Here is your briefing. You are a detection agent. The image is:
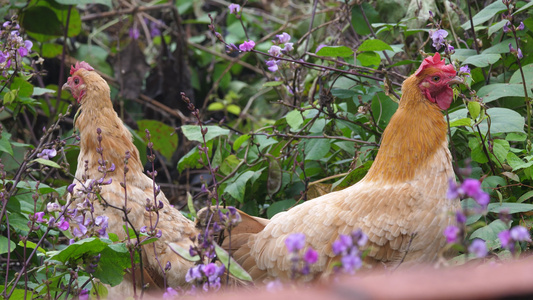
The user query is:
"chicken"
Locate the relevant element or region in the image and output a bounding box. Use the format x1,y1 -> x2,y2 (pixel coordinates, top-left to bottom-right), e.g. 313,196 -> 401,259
63,62 -> 198,294
225,53 -> 463,282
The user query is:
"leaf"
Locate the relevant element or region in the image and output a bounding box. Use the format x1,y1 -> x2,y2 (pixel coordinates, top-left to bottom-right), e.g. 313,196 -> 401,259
32,87 -> 56,96
461,1 -> 507,30
449,117 -> 471,128
449,108 -> 525,134
357,51 -> 381,67
514,1 -> 533,14
470,220 -> 508,248
267,199 -> 295,218
462,54 -> 501,68
136,120 -> 178,162
357,39 -> 393,52
207,102 -> 225,111
467,101 -> 481,120
22,6 -> 63,37
31,158 -> 61,168
478,83 -> 525,103
267,157 -> 282,196
168,242 -> 200,262
316,46 -> 354,57
263,81 -> 284,87
0,236 -> 16,254
488,19 -> 508,36
187,192 -> 197,218
510,63 -> 533,91
74,44 -> 112,76
213,244 -> 252,281
488,202 -> 533,214
286,110 -> 304,131
233,134 -> 250,151
181,125 -> 230,143
224,171 -> 255,202
304,138 -> 331,160
518,191 -> 533,203
332,160 -> 373,190
11,77 -> 34,98
226,104 -> 241,116
492,139 -> 510,164
482,39 -> 518,54
0,131 -> 14,156
469,138 -> 488,164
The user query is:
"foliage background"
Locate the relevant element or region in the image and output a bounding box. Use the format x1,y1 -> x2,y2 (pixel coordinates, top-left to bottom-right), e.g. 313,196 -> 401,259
1,0 -> 533,298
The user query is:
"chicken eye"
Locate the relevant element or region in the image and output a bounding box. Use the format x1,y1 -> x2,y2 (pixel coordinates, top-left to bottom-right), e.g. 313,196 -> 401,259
432,76 -> 440,82
74,78 -> 79,84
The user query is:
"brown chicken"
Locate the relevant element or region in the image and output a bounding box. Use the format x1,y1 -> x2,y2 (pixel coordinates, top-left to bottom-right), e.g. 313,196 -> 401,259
63,62 -> 198,294
225,53 -> 463,281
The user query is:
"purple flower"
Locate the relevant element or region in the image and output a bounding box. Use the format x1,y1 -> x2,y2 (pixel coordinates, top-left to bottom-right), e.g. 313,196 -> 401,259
268,45 -> 282,57
0,51 -> 8,64
517,22 -> 525,31
315,44 -> 327,53
47,202 -> 61,212
34,212 -> 45,223
228,3 -> 241,14
340,249 -> 362,274
17,40 -> 32,57
510,226 -> 531,242
37,148 -> 57,160
239,40 -> 255,52
456,211 -> 467,224
285,233 -> 305,252
129,28 -> 139,40
430,29 -> 448,50
446,44 -> 455,54
503,21 -> 511,33
57,217 -> 69,231
332,234 -> 352,255
459,65 -> 470,76
517,48 -> 523,59
163,287 -> 179,298
468,239 -> 488,258
462,178 -> 481,197
79,289 -> 89,300
67,183 -> 76,194
2,21 -> 10,28
276,32 -> 291,44
72,223 -> 88,238
446,179 -> 462,200
266,60 -> 279,72
474,191 -> 490,208
150,20 -> 162,37
95,215 -> 109,238
352,229 -> 368,246
283,42 -> 294,52
498,229 -> 512,249
304,248 -> 318,264
185,265 -> 203,282
443,225 -> 461,243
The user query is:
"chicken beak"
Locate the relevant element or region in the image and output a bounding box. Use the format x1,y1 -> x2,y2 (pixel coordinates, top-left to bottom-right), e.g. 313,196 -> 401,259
448,76 -> 464,86
62,82 -> 71,92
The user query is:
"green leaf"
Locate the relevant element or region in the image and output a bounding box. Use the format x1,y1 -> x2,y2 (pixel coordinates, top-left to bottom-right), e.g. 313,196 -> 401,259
514,1 -> 533,14
267,199 -> 295,218
506,132 -> 527,142
213,243 -> 252,281
263,81 -> 284,87
449,117 -> 471,128
74,44 -> 112,76
42,43 -> 63,58
467,101 -> 481,120
0,236 -> 16,254
233,134 -> 250,151
482,39 -> 517,54
54,0 -> 112,7
477,83 -> 525,103
449,108 -> 525,134
267,157 -> 282,196
488,19 -> 508,36
207,102 -> 225,111
461,1 -> 507,30
139,237 -> 159,246
357,39 -> 393,52
286,110 -> 304,131
517,191 -> 533,203
469,138 -> 488,164
32,87 -> 56,96
357,51 -> 381,67
0,132 -> 14,156
181,125 -> 230,143
227,104 -> 241,116
19,240 -> 46,254
488,202 -> 533,214
462,54 -> 501,68
136,120 -> 178,162
187,192 -> 197,218
492,139 -> 510,164
22,6 -> 63,37
304,138 -> 331,160
470,220 -> 509,248
510,63 -> 533,91
220,154 -> 241,176
3,90 -> 17,105
225,171 -> 255,202
168,242 -> 200,262
316,46 -> 354,57
11,77 -> 34,98
32,158 -> 61,168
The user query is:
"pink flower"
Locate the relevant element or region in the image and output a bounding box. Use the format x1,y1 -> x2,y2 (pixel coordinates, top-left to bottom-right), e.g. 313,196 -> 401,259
304,248 -> 318,264
268,45 -> 281,57
468,239 -> 488,258
239,40 -> 255,52
56,217 -> 69,231
228,3 -> 241,14
266,60 -> 279,72
443,225 -> 460,243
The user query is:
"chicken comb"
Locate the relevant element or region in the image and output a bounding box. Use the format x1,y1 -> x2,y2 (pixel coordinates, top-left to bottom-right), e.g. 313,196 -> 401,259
70,61 -> 94,75
414,52 -> 455,77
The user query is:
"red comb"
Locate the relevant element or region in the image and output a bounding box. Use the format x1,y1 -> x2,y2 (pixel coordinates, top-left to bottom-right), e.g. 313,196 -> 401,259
414,53 -> 456,77
69,61 -> 94,75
